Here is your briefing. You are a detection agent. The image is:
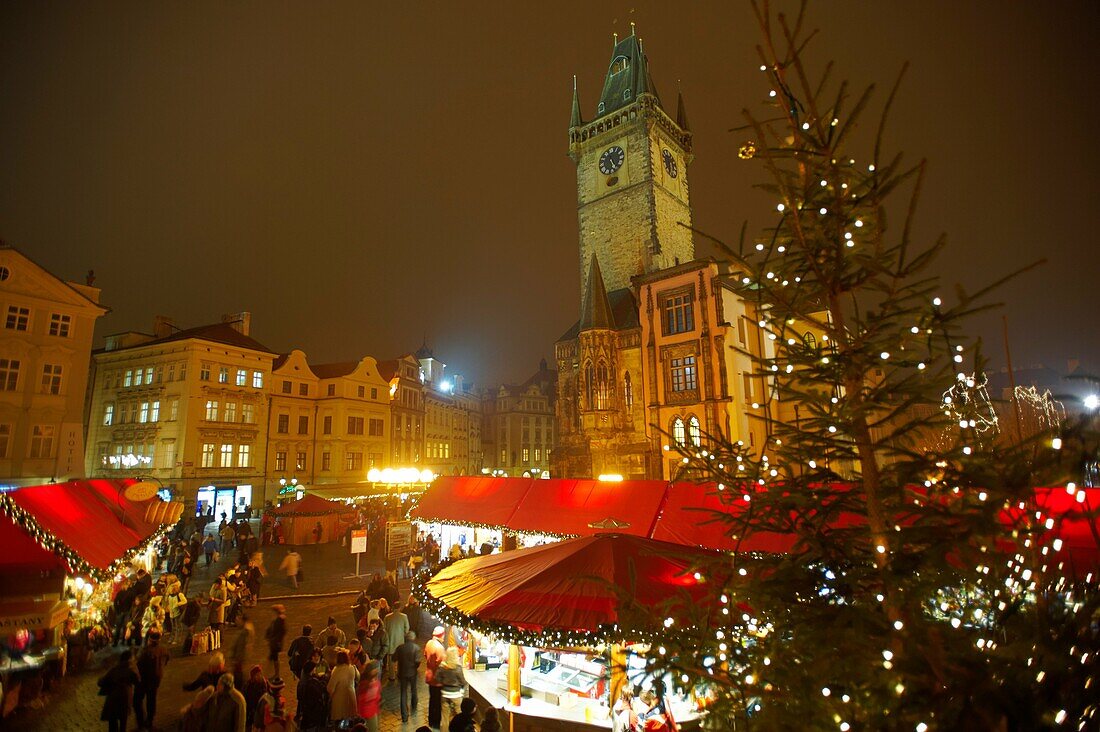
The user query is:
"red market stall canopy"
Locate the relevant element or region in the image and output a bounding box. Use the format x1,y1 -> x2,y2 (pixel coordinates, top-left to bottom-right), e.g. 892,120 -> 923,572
0,479 -> 181,581
270,494 -> 356,545
411,476 -> 536,529
419,533 -> 725,643
411,477 -> 1099,569
508,479 -> 669,538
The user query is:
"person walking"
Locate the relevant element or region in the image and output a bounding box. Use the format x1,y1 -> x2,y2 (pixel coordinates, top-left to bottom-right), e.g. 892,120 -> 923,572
205,673 -> 247,732
230,616 -> 256,690
327,650 -> 360,722
265,604 -> 288,678
134,630 -> 170,730
278,550 -> 301,589
205,533 -> 220,567
286,625 -> 313,680
424,626 -> 446,729
220,521 -> 236,555
395,631 -> 420,723
98,650 -> 138,732
381,601 -> 409,682
437,647 -> 467,722
366,618 -> 387,664
312,521 -> 323,545
355,662 -> 382,732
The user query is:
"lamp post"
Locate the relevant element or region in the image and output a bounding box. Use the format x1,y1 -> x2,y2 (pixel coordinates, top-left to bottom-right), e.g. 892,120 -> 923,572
278,477 -> 299,503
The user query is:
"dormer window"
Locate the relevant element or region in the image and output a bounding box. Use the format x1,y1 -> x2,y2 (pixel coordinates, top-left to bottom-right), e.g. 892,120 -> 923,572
623,89 -> 631,101
610,56 -> 630,75
598,102 -> 606,114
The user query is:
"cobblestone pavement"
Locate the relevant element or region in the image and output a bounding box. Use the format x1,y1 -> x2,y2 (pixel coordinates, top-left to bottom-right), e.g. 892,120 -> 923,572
9,536 -> 451,732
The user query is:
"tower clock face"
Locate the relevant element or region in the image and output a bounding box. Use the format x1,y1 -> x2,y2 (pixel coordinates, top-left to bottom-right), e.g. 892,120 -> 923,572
662,149 -> 678,178
599,145 -> 625,175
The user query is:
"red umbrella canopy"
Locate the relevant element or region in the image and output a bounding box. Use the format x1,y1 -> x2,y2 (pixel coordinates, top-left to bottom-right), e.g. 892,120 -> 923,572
422,534 -> 725,637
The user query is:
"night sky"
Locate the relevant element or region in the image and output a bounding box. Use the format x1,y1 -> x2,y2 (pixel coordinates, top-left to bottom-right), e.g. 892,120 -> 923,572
2,2 -> 1097,386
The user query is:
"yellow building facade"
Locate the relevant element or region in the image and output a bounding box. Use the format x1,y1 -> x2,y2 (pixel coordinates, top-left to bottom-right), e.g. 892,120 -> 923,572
0,245 -> 107,486
85,314 -> 275,518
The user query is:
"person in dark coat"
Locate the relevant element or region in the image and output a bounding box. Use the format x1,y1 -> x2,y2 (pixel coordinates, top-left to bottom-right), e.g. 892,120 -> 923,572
265,604 -> 288,677
98,650 -> 138,732
242,664 -> 267,730
134,631 -> 170,730
205,673 -> 247,732
395,631 -> 421,723
286,625 -> 314,680
112,581 -> 136,646
295,663 -> 330,731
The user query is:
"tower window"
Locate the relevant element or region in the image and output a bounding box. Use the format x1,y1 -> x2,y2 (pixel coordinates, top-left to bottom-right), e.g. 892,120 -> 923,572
688,416 -> 702,447
622,89 -> 631,101
610,56 -> 630,74
662,292 -> 695,335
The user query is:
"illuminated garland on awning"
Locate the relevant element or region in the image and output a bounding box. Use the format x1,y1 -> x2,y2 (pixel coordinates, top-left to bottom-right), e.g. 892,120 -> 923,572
0,493 -> 169,582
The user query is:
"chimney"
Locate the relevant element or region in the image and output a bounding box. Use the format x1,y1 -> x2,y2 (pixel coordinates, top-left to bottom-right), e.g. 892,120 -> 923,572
153,315 -> 177,338
222,311 -> 251,336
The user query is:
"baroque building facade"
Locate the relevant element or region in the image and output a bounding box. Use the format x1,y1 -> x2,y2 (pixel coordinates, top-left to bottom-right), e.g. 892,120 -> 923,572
483,359 -> 557,477
0,245 -> 106,486
553,29 -> 803,480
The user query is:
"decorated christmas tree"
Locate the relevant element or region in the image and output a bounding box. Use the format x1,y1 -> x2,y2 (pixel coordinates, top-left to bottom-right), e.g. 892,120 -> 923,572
632,3 -> 1100,729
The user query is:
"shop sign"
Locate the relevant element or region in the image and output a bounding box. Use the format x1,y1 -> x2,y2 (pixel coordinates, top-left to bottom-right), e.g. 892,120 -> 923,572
0,603 -> 69,631
385,521 -> 414,560
350,528 -> 367,555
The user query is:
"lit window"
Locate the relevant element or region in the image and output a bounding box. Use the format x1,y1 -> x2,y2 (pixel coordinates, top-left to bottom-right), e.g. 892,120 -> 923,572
522,447 -> 530,463
200,363 -> 211,381
237,444 -> 251,468
124,369 -> 133,387
138,402 -> 149,423
29,425 -> 55,458
205,400 -> 219,421
5,306 -> 29,331
672,417 -> 686,446
218,367 -> 229,384
322,452 -> 331,471
236,369 -> 247,386
0,359 -> 20,391
163,442 -> 176,469
224,402 -> 237,423
49,313 -> 71,337
662,293 -> 695,335
252,371 -> 263,388
277,414 -> 289,433
670,356 -> 697,392
534,447 -> 541,462
150,401 -> 160,422
134,368 -> 144,386
169,399 -> 179,421
688,416 -> 702,446
41,364 -> 63,395
296,451 -> 306,470
202,443 -> 217,468
104,403 -> 115,425
219,444 -> 233,467
624,371 -> 633,409
345,452 -> 363,471
241,403 -> 254,424
145,367 -> 153,384
275,451 -> 287,472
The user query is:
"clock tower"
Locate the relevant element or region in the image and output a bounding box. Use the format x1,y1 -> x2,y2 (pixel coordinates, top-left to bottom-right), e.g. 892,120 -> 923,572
569,28 -> 694,297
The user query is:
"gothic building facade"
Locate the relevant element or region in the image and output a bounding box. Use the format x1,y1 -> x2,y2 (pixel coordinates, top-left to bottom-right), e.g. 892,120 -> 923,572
553,29 -> 788,480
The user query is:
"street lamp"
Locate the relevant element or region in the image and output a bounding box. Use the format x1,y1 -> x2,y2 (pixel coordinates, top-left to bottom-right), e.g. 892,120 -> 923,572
1084,394 -> 1099,412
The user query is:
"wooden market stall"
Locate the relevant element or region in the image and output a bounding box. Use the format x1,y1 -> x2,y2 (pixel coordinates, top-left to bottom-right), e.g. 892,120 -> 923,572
268,493 -> 356,545
416,534 -> 724,731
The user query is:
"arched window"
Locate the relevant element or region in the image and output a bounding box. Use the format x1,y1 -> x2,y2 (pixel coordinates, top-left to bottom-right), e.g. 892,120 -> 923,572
688,416 -> 702,447
610,56 -> 630,75
802,331 -> 818,350
672,417 -> 686,446
623,372 -> 633,409
584,362 -> 595,410
596,362 -> 610,410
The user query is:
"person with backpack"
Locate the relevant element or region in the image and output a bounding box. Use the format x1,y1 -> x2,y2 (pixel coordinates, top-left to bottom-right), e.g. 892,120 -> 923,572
286,625 -> 314,680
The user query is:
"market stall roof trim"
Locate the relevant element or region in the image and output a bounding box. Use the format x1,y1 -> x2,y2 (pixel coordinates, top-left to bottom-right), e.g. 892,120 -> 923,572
410,476 -> 536,529
418,533 -> 726,644
0,479 -> 174,581
500,478 -> 670,538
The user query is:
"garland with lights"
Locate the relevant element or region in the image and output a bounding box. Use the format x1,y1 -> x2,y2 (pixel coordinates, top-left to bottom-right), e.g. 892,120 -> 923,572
410,558 -> 714,651
0,493 -> 171,583
409,515 -> 581,541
